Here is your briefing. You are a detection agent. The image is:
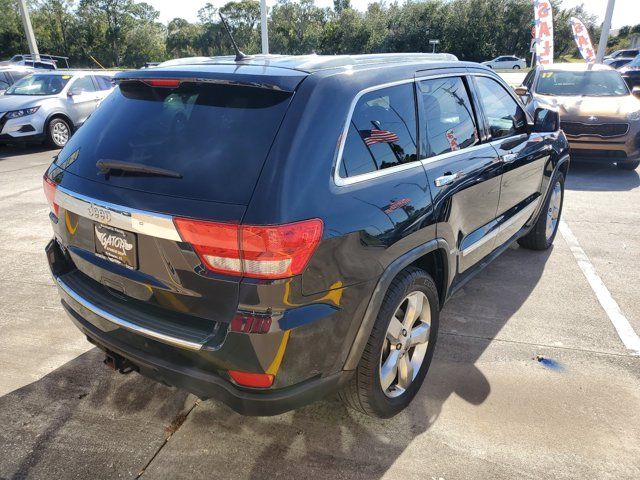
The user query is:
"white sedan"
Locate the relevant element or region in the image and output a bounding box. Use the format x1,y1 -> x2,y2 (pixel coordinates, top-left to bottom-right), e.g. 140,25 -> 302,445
482,56 -> 527,70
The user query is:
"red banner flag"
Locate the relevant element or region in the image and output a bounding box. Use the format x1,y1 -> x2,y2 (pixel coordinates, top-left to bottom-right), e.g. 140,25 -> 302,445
570,17 -> 596,63
533,0 -> 554,65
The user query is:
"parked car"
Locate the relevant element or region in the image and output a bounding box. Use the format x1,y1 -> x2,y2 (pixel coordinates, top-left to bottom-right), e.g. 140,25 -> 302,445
0,70 -> 115,147
603,57 -> 635,69
0,53 -> 70,70
0,66 -> 33,94
44,54 -> 568,418
619,54 -> 640,89
516,63 -> 640,170
604,48 -> 640,61
482,55 -> 526,69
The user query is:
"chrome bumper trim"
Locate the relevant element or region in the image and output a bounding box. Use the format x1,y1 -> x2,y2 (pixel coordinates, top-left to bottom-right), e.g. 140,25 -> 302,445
55,186 -> 182,241
56,275 -> 204,351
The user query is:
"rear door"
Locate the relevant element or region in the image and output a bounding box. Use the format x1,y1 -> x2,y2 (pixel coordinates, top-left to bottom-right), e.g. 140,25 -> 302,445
66,75 -> 98,125
417,73 -> 502,275
470,74 -> 547,247
92,74 -> 114,107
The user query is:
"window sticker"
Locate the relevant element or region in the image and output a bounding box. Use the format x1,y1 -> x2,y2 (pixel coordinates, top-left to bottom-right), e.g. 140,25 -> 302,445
446,129 -> 459,151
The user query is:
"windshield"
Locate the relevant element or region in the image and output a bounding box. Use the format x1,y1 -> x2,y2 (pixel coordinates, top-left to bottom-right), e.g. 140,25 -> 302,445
54,81 -> 293,204
5,74 -> 70,95
536,70 -> 629,97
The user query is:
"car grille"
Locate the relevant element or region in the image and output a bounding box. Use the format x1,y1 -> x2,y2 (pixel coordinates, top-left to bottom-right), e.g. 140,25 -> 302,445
561,121 -> 629,138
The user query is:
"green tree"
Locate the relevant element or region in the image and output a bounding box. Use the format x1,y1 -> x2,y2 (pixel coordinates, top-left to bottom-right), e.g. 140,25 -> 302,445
0,0 -> 28,59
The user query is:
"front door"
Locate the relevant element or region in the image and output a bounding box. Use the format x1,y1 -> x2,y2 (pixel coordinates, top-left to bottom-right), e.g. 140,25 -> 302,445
471,75 -> 547,247
417,74 -> 502,275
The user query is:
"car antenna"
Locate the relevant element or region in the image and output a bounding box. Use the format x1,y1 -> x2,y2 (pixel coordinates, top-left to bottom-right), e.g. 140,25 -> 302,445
218,13 -> 251,62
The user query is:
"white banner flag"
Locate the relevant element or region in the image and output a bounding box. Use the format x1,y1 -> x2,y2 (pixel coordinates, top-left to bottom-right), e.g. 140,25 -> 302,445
533,0 -> 554,64
570,17 -> 596,63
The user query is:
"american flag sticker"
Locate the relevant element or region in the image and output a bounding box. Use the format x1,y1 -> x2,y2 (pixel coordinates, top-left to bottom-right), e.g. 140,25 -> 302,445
361,129 -> 400,146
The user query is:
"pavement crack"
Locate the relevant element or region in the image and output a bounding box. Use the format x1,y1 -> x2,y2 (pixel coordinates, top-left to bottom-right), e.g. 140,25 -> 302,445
136,398 -> 200,478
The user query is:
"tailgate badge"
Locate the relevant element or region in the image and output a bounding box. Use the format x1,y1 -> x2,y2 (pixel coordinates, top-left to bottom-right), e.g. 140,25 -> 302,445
88,203 -> 112,224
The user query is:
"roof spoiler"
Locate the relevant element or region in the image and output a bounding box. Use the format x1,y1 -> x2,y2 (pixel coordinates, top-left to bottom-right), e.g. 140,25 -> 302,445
114,68 -> 305,93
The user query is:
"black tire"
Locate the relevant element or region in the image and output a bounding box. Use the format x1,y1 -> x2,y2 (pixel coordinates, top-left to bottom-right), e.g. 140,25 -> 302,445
45,117 -> 71,148
513,65 -> 521,69
518,171 -> 565,250
338,267 -> 440,418
617,161 -> 639,171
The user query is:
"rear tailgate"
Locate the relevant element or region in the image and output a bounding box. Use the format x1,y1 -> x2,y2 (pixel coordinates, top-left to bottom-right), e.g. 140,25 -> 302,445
45,66 -> 305,347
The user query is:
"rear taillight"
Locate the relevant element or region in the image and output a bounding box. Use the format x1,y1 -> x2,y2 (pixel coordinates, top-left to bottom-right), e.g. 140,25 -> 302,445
230,313 -> 272,334
174,218 -> 323,279
43,175 -> 59,217
228,370 -> 274,388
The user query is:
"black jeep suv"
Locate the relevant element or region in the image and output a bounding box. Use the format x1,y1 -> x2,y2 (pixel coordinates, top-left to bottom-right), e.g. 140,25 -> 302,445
44,54 -> 569,418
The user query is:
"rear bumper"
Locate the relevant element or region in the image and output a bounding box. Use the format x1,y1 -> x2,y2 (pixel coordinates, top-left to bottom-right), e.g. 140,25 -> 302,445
62,299 -> 351,415
46,238 -> 355,415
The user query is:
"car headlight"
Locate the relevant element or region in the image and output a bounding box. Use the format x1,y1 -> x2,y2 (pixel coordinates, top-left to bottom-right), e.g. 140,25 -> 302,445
5,106 -> 40,119
628,110 -> 640,122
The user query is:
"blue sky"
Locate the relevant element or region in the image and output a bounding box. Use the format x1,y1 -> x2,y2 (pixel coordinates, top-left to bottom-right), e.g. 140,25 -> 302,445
145,0 -> 640,30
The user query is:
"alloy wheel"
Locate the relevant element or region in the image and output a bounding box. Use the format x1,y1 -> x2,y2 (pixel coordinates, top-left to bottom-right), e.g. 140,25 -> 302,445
546,180 -> 562,241
379,291 -> 431,398
51,121 -> 69,147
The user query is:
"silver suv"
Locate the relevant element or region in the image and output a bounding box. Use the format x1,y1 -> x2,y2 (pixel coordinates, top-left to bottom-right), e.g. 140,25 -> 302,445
0,70 -> 115,148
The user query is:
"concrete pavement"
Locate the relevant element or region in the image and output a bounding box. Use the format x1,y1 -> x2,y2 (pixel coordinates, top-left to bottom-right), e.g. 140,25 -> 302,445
0,144 -> 638,479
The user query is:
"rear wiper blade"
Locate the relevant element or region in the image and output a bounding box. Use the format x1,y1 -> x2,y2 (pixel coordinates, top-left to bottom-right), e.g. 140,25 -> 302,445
96,159 -> 182,178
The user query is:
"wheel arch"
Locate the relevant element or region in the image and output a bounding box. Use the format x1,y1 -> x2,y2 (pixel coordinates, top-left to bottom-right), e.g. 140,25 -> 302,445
342,238 -> 450,371
45,112 -> 74,133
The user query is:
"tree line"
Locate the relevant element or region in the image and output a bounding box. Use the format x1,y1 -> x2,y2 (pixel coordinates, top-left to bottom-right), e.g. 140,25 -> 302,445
0,0 -> 613,69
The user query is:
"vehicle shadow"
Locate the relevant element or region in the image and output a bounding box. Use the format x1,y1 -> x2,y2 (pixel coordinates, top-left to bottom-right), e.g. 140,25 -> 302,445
0,245 -> 552,479
565,161 -> 640,192
142,245 -> 553,479
0,349 -> 193,480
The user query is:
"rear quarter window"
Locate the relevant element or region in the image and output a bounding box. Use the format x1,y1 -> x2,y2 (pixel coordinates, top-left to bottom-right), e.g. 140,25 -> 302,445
339,83 -> 418,179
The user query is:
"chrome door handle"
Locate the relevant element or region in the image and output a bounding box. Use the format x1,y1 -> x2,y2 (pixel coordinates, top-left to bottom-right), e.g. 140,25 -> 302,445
501,153 -> 518,163
434,173 -> 458,187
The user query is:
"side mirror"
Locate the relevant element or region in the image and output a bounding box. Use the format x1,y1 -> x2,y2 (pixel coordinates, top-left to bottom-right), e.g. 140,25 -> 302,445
514,85 -> 529,96
533,107 -> 560,133
632,86 -> 640,99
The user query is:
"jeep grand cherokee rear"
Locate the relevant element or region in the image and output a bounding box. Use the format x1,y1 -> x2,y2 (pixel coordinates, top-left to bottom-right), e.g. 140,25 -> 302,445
45,55 -> 568,418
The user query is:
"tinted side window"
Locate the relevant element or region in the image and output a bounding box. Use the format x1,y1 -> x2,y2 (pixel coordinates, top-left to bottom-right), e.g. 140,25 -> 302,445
94,75 -> 113,91
475,76 -> 527,140
340,84 -> 417,178
70,76 -> 96,93
419,77 -> 479,157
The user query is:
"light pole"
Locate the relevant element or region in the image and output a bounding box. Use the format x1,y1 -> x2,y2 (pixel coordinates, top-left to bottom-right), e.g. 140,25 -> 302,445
17,0 -> 40,62
429,39 -> 440,53
260,0 -> 269,54
595,0 -> 616,63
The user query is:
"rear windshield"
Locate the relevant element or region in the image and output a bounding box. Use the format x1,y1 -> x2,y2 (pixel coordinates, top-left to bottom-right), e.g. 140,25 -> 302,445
55,81 -> 292,205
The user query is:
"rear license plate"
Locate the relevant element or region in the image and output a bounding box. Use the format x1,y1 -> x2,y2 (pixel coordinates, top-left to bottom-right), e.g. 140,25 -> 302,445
94,223 -> 138,269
